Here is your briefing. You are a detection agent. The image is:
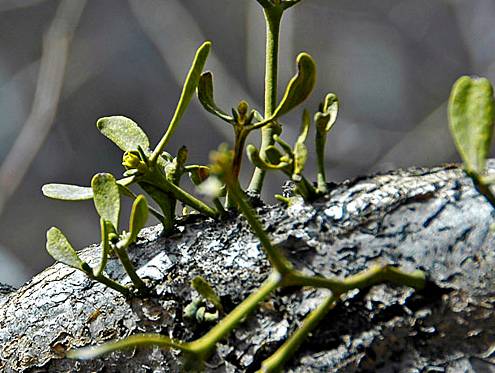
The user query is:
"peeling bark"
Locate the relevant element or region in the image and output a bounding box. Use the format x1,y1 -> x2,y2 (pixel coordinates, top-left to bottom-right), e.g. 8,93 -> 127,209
1,164 -> 495,372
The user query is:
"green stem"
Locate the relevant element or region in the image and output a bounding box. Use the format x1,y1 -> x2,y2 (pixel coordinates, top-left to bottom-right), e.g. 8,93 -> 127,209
294,175 -> 318,201
213,197 -> 227,216
139,182 -> 175,235
285,265 -> 426,293
114,246 -> 147,291
143,169 -> 218,219
315,135 -> 327,193
93,274 -> 130,297
188,272 -> 281,359
248,7 -> 283,194
226,129 -> 249,209
228,183 -> 293,274
470,172 -> 495,210
67,334 -> 192,359
259,294 -> 338,373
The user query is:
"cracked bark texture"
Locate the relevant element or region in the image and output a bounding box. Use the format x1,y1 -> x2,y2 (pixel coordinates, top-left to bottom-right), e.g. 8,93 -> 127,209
1,163 -> 495,372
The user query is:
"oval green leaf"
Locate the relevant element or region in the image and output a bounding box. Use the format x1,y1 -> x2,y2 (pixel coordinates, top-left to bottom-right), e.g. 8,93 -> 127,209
42,177 -> 135,202
448,76 -> 495,174
272,53 -> 316,118
46,227 -> 86,271
128,195 -> 148,244
42,183 -> 93,201
96,116 -> 150,152
92,173 -> 121,230
198,72 -> 234,123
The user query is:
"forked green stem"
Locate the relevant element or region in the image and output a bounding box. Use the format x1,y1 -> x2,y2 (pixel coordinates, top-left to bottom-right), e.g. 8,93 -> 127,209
188,272 -> 281,359
248,7 -> 283,194
259,294 -> 338,373
284,265 -> 426,293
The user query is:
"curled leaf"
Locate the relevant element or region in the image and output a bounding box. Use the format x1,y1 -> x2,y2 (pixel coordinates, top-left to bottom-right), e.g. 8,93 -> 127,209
46,227 -> 89,272
315,93 -> 339,134
191,276 -> 223,312
92,173 -> 121,230
96,116 -> 150,152
197,72 -> 234,123
247,144 -> 285,170
448,76 -> 495,174
128,195 -> 148,244
272,53 -> 316,118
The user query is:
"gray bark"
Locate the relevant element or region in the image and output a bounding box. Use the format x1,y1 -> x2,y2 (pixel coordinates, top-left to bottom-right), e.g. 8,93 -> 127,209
1,163 -> 495,372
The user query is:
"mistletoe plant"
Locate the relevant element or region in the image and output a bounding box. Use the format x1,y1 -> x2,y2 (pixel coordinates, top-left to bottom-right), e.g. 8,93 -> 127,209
46,173 -> 149,297
41,0 -> 432,371
68,146 -> 426,372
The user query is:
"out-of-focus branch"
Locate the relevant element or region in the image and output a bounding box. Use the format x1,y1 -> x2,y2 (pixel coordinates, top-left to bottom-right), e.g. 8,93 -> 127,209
0,0 -> 86,215
0,0 -> 46,12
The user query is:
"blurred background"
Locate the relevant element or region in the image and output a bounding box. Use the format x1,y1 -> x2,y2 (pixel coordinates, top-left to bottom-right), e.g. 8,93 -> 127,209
0,0 -> 494,286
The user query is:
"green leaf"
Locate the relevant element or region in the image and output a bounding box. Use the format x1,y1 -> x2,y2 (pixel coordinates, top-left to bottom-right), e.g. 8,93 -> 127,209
247,145 -> 283,170
46,227 -> 88,271
315,93 -> 339,134
191,276 -> 223,312
96,116 -> 150,152
272,53 -> 316,118
42,184 -> 93,201
293,142 -> 308,178
42,177 -> 135,202
197,72 -> 234,123
128,195 -> 148,244
449,76 -> 495,174
151,41 -> 212,160
92,173 -> 121,230
293,110 -> 310,177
